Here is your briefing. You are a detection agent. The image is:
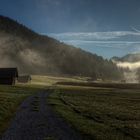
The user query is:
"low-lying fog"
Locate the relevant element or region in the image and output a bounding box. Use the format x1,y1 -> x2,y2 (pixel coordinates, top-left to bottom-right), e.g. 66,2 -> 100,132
115,61 -> 140,83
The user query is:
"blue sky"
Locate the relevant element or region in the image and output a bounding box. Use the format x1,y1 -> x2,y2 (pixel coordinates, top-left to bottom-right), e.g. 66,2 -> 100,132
0,0 -> 140,58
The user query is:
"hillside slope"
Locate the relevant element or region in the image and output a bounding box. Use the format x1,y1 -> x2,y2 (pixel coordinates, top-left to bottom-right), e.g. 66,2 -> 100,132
0,15 -> 123,80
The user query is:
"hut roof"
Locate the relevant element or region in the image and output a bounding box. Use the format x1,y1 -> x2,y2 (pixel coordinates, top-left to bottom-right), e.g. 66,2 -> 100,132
0,68 -> 18,78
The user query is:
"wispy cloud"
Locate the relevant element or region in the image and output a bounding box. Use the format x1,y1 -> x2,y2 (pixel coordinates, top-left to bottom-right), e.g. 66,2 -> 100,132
63,40 -> 140,49
47,31 -> 140,58
48,31 -> 140,49
49,31 -> 140,41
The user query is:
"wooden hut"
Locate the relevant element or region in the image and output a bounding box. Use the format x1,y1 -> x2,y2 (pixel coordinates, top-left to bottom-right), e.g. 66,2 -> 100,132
18,75 -> 31,83
0,68 -> 18,85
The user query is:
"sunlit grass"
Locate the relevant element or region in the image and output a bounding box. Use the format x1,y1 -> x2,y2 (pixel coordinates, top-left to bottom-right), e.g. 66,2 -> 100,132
31,75 -> 88,86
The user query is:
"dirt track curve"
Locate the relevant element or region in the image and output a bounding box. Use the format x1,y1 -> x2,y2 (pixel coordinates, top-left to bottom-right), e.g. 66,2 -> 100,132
1,91 -> 90,140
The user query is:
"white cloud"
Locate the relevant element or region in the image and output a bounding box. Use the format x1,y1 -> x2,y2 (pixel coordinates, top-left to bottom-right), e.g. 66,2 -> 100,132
61,40 -> 140,49
47,31 -> 140,50
49,31 -> 140,41
46,31 -> 140,58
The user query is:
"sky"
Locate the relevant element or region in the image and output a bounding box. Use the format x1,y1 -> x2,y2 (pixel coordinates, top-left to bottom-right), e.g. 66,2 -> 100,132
0,0 -> 140,58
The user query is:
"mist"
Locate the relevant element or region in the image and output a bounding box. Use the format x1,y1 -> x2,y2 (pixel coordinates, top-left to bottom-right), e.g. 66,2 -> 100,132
114,61 -> 140,83
117,61 -> 140,70
0,34 -> 47,74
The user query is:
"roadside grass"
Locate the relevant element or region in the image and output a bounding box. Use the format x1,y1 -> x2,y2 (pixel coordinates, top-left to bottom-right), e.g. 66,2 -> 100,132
48,85 -> 140,140
0,85 -> 42,136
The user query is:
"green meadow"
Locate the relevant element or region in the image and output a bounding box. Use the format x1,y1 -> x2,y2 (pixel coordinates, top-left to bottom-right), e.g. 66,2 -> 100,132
0,75 -> 140,140
49,84 -> 140,140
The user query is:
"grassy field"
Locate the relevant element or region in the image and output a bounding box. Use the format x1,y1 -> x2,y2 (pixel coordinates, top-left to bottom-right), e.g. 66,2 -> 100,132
57,81 -> 140,89
31,75 -> 88,86
0,75 -> 86,137
0,85 -> 42,136
1,75 -> 140,139
49,84 -> 140,140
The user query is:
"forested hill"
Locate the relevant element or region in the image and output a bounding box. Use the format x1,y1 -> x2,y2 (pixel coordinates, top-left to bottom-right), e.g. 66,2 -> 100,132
0,15 -> 123,80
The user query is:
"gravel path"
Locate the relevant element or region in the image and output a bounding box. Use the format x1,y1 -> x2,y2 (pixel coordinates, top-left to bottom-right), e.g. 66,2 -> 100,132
1,91 -> 89,140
